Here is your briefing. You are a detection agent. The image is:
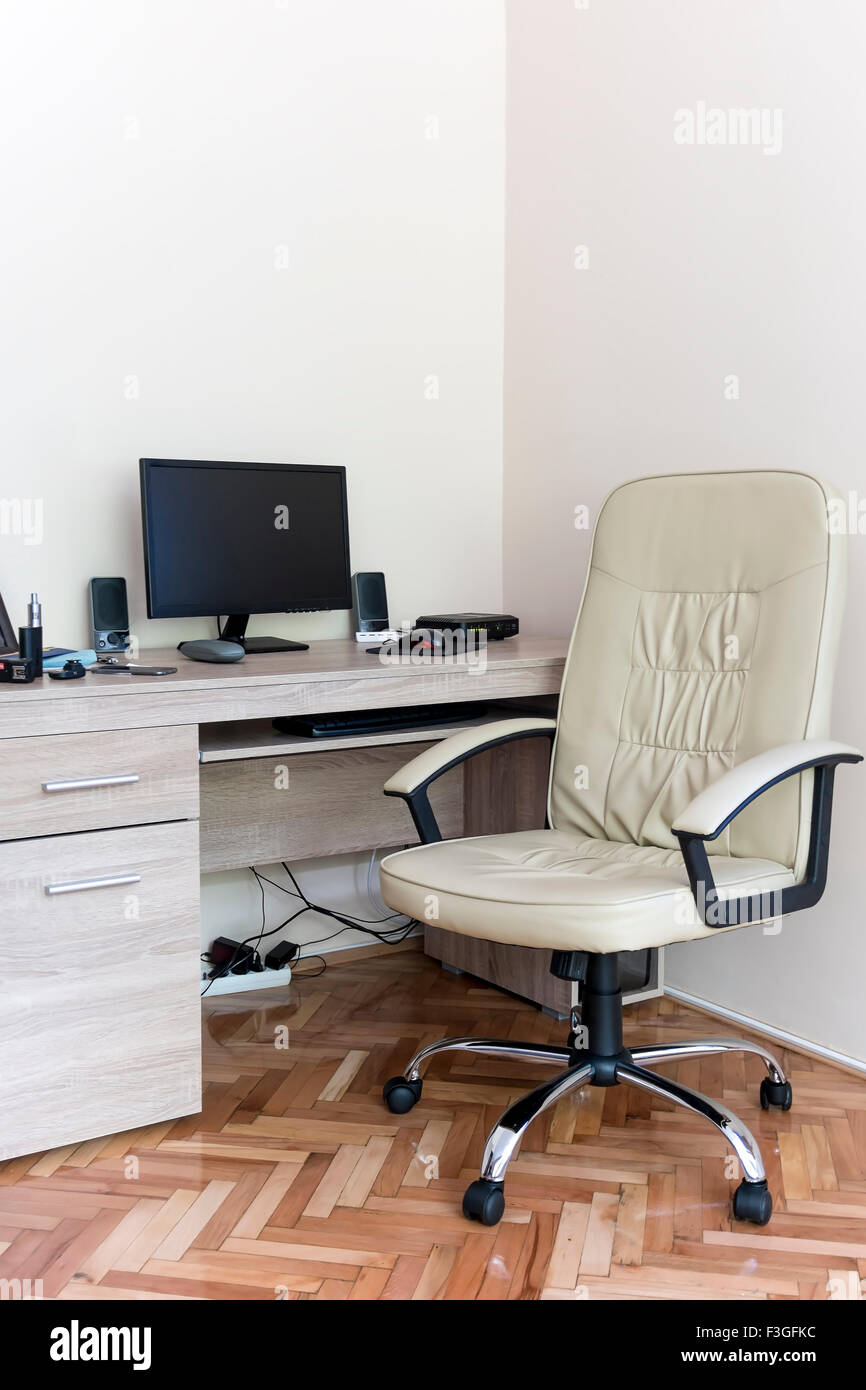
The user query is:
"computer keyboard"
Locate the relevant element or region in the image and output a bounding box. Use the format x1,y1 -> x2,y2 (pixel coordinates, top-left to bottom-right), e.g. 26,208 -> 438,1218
273,701 -> 487,739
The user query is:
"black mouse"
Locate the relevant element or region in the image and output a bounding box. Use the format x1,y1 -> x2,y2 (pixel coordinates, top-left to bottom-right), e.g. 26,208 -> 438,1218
48,659 -> 87,680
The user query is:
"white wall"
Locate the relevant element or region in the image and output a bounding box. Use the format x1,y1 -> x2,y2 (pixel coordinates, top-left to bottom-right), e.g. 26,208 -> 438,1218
0,0 -> 505,651
503,1 -> 866,1060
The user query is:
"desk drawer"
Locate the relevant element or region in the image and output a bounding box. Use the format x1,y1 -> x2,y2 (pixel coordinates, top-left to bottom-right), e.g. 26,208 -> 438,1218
0,820 -> 201,1159
0,725 -> 199,841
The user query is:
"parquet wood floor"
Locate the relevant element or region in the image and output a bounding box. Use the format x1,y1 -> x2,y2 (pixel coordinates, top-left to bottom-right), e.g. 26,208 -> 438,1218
2,946 -> 865,1301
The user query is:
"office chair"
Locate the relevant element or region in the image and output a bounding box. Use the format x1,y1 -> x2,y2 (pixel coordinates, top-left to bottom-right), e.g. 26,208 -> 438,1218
377,470 -> 861,1227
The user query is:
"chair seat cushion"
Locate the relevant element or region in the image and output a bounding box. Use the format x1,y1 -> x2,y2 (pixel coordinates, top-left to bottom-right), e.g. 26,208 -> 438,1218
379,830 -> 795,953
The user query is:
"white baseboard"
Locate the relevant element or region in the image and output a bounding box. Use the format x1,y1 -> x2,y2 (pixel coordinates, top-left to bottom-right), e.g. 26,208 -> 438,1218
665,985 -> 866,1078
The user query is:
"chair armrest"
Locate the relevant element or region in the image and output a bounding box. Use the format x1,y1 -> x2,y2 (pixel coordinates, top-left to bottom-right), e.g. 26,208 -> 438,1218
672,739 -> 862,928
672,739 -> 863,840
384,717 -> 557,843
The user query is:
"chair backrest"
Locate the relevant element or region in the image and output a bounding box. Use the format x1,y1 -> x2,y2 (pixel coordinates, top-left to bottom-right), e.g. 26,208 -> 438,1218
549,470 -> 847,874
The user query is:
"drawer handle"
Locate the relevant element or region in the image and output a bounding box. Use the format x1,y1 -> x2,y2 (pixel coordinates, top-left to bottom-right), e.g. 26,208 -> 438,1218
42,773 -> 141,793
45,873 -> 142,897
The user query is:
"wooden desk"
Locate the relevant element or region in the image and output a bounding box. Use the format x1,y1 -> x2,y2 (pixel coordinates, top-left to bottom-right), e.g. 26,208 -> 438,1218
0,637 -> 566,1160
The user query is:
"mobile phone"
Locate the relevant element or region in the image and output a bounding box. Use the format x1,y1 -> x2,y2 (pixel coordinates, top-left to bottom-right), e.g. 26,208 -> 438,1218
91,664 -> 177,676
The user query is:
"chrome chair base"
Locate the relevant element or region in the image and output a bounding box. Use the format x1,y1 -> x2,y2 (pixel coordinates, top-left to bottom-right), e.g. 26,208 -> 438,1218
383,1032 -> 788,1228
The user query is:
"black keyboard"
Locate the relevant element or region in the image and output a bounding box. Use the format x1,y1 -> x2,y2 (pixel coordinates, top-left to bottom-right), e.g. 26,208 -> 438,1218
273,701 -> 487,739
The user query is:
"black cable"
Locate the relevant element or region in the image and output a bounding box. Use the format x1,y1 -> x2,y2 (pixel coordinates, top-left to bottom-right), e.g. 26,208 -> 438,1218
272,863 -> 408,927
248,863 -> 268,958
201,873 -> 272,995
201,861 -> 417,998
278,862 -> 413,938
291,955 -> 327,978
202,874 -> 271,996
290,916 -> 416,954
200,889 -> 312,997
254,863 -> 414,944
253,863 -> 417,980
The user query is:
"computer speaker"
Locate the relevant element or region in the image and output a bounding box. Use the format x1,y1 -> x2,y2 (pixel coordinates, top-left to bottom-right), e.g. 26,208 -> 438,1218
351,571 -> 389,633
89,577 -> 130,654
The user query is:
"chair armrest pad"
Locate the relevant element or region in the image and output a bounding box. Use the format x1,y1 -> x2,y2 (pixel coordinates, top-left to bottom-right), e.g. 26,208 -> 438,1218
672,738 -> 862,840
383,718 -> 557,796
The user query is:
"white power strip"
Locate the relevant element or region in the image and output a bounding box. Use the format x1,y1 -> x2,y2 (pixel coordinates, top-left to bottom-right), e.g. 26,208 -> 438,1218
201,965 -> 293,996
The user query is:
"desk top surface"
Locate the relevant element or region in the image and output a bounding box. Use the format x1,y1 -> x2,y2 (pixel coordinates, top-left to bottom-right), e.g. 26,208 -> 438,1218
0,637 -> 567,737
0,636 -> 566,704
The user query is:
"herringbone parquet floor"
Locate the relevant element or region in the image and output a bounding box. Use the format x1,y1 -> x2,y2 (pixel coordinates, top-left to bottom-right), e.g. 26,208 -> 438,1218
2,944 -> 865,1301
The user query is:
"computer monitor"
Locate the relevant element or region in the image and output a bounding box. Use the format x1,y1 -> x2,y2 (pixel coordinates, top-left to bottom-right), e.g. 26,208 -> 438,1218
140,459 -> 351,652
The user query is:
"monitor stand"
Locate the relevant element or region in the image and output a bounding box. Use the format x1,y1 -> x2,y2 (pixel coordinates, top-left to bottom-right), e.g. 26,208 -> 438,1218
218,615 -> 309,653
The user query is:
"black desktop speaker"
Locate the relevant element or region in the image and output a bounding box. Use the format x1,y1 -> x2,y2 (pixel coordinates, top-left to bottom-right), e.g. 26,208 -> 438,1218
352,571 -> 389,633
89,577 -> 130,654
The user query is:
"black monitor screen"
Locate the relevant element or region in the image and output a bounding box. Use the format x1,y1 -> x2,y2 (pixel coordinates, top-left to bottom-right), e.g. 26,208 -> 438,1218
140,459 -> 351,619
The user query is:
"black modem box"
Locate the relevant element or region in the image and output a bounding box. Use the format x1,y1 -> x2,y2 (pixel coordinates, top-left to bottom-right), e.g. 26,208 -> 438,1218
414,613 -> 519,641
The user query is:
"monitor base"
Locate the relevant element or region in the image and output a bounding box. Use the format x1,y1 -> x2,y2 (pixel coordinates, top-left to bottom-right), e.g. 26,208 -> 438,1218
240,636 -> 309,654
218,615 -> 309,653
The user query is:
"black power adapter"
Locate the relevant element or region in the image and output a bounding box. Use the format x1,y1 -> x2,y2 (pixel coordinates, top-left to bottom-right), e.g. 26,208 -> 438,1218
265,941 -> 300,971
209,936 -> 263,976
207,936 -> 299,980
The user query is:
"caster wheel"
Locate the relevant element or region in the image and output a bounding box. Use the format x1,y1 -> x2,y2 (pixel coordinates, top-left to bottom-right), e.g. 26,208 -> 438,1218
760,1077 -> 792,1111
463,1178 -> 506,1227
732,1179 -> 773,1226
382,1075 -> 422,1114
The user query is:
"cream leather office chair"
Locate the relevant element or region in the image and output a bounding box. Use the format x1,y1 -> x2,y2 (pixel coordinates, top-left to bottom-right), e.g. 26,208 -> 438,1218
378,470 -> 861,1228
